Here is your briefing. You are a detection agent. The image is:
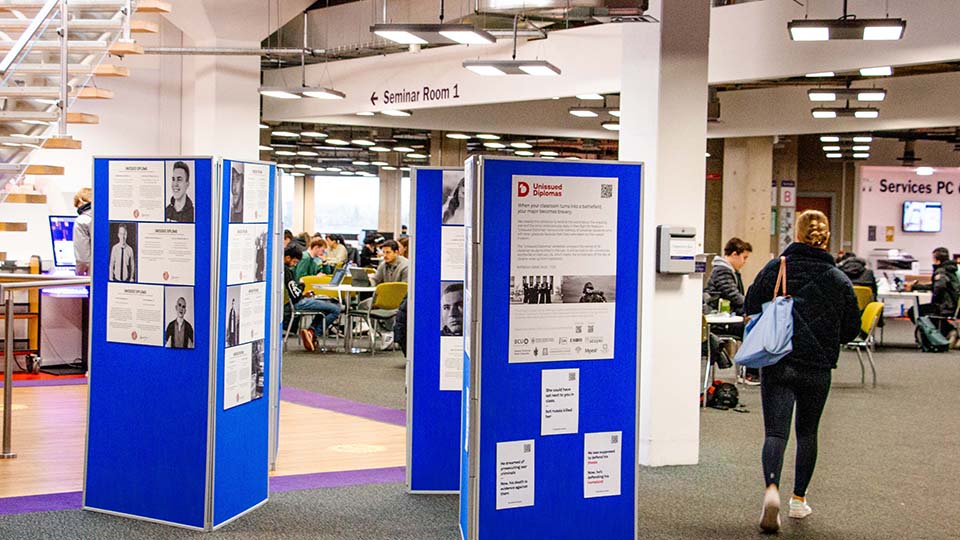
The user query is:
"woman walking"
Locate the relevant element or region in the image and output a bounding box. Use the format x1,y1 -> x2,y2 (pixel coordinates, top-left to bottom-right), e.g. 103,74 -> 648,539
744,210 -> 861,533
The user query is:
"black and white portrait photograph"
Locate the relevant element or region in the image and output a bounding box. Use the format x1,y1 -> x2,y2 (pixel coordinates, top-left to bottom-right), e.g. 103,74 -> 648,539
561,275 -> 616,303
510,275 -> 561,305
108,222 -> 138,282
440,281 -> 464,336
225,285 -> 241,347
165,160 -> 196,223
229,162 -> 244,223
164,286 -> 195,349
254,230 -> 267,281
441,170 -> 465,225
251,339 -> 265,400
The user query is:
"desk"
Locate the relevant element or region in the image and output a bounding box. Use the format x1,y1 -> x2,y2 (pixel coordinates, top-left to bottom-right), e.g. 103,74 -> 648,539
318,284 -> 377,352
877,291 -> 931,318
702,314 -> 744,407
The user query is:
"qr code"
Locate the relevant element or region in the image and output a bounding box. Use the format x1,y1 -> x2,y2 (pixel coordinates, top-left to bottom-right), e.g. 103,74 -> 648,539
523,443 -> 532,453
600,184 -> 613,198
611,434 -> 619,444
568,372 -> 577,382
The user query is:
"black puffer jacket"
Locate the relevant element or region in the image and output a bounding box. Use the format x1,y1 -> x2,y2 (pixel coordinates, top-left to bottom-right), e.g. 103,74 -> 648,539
704,258 -> 745,314
914,260 -> 960,317
745,243 -> 861,371
838,256 -> 877,297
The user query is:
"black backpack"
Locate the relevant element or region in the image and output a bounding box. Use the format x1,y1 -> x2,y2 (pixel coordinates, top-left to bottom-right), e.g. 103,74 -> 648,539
704,380 -> 739,410
915,316 -> 950,353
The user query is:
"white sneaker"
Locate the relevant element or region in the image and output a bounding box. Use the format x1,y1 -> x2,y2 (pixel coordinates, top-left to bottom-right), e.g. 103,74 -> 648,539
789,497 -> 812,519
760,486 -> 781,533
379,332 -> 395,351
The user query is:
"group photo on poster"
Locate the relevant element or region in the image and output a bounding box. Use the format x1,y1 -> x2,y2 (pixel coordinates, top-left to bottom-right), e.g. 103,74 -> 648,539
108,222 -> 138,282
164,286 -> 195,349
165,160 -> 195,223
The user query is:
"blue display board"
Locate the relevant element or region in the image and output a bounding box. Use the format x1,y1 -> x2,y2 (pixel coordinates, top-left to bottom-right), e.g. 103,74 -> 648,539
460,157 -> 642,540
85,157 -> 277,531
407,167 -> 464,493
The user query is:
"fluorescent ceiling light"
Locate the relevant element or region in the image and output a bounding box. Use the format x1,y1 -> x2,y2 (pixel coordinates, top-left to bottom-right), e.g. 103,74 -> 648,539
463,59 -> 561,76
291,172 -> 305,177
393,146 -> 414,153
812,109 -> 838,119
601,122 -> 620,131
822,146 -> 841,151
340,171 -> 355,175
854,109 -> 879,118
806,72 -> 835,78
258,145 -> 273,151
705,152 -> 711,158
608,109 -> 621,118
326,167 -> 342,172
372,24 -> 495,45
311,167 -> 325,172
351,139 -> 376,146
382,166 -> 398,171
515,150 -> 534,156
820,136 -> 840,142
294,164 -> 310,169
788,19 -> 906,41
259,88 -> 301,99
808,90 -> 837,102
483,142 -> 506,149
569,108 -> 599,118
272,131 -> 299,137
811,107 -> 879,119
826,153 -> 843,158
853,153 -> 870,158
278,164 -> 294,169
510,142 -> 533,149
447,133 -> 471,140
357,111 -> 375,116
275,150 -> 296,156
860,66 -> 892,76
302,87 -> 346,100
371,161 -> 389,166
297,151 -> 319,156
852,145 -> 871,151
301,131 -> 327,138
853,136 -> 873,143
326,138 -> 350,145
352,160 -> 369,166
916,167 -> 934,176
370,146 -> 392,152
540,151 -> 559,157
407,153 -> 428,159
576,93 -> 604,100
401,167 -> 411,171
381,109 -> 412,117
259,123 -> 269,129
857,90 -> 887,101
566,156 -> 581,161
476,134 -> 500,140
541,156 -> 556,160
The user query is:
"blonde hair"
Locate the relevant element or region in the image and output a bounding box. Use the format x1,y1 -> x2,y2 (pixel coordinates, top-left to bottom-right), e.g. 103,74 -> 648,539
796,210 -> 830,249
73,187 -> 92,208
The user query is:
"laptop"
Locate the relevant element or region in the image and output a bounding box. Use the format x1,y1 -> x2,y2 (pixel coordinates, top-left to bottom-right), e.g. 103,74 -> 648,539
329,268 -> 347,286
349,267 -> 372,287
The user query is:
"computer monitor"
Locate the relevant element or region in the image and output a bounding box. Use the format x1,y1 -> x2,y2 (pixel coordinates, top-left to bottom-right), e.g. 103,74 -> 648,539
902,201 -> 942,233
49,215 -> 77,267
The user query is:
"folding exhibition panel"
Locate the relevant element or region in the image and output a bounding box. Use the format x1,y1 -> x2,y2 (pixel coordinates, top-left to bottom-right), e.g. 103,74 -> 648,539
85,157 -> 279,530
459,157 -> 642,540
407,166 -> 465,493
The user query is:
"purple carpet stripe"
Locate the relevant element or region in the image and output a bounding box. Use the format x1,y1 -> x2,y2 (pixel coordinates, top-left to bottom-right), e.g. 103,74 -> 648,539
280,386 -> 406,426
270,467 -> 406,493
0,491 -> 82,515
0,377 -> 88,388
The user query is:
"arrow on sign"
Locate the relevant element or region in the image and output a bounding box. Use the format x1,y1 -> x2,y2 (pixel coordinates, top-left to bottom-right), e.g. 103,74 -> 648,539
370,92 -> 379,106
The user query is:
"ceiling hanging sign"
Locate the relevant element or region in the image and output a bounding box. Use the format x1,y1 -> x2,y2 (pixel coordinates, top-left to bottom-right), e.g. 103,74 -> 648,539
371,83 -> 463,108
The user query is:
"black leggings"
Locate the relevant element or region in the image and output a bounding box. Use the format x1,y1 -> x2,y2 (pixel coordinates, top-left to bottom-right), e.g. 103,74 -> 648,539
760,361 -> 832,497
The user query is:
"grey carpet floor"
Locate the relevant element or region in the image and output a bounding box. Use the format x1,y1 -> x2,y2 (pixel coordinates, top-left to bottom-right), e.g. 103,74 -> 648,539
2,319 -> 956,539
281,344 -> 407,410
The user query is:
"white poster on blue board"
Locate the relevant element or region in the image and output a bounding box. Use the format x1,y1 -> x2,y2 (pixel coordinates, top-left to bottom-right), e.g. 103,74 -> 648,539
508,176 -> 619,363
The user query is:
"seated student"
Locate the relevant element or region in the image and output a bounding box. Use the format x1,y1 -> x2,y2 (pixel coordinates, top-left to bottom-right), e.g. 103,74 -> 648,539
908,247 -> 959,347
372,240 -> 409,285
360,234 -> 384,267
323,234 -> 348,267
837,252 -> 878,298
705,237 -> 752,315
398,236 -> 409,258
284,246 -> 341,352
295,238 -> 325,280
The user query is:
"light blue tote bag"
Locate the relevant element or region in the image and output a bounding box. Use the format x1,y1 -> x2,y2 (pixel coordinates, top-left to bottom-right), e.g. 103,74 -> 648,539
735,257 -> 794,369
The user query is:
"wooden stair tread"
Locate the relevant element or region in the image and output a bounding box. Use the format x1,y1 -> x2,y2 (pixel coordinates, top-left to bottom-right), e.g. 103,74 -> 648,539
41,137 -> 81,150
71,87 -> 113,99
130,20 -> 159,33
93,64 -> 129,77
25,165 -> 65,175
0,222 -> 28,232
108,41 -> 143,56
135,0 -> 172,14
3,193 -> 46,204
66,112 -> 99,124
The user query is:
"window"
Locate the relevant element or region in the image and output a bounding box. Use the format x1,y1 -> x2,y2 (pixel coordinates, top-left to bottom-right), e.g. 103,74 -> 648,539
400,176 -> 410,231
313,176 -> 380,238
280,172 -> 294,232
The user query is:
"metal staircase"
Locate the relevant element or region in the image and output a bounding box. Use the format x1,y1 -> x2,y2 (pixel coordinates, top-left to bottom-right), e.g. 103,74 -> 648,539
0,0 -> 170,240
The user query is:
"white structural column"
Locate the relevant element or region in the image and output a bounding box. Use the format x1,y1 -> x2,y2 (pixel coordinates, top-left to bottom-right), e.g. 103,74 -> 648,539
180,37 -> 261,159
619,2 -> 710,466
722,137 -> 775,284
379,167 -> 402,235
